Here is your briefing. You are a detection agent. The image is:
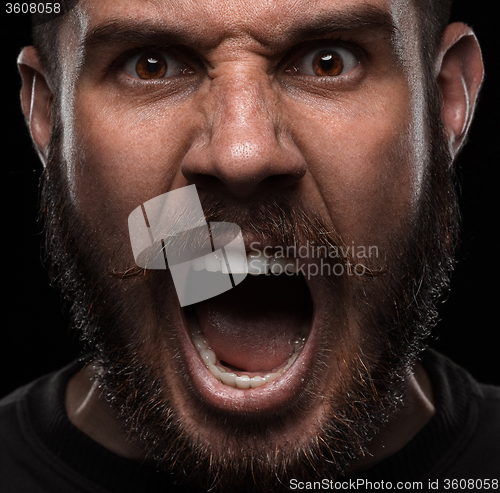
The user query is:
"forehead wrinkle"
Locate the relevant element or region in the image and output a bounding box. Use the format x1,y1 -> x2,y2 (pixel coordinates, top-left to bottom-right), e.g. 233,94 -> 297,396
257,3 -> 400,48
77,1 -> 404,61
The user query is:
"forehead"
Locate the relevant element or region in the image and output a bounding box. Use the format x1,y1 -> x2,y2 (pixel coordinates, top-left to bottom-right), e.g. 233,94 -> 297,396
70,0 -> 416,52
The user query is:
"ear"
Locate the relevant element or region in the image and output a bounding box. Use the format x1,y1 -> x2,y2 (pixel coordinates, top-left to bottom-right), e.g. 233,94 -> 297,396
18,46 -> 54,166
435,23 -> 484,157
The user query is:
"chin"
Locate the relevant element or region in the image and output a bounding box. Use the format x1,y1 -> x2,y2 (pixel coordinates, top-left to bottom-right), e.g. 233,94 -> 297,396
90,244 -> 413,492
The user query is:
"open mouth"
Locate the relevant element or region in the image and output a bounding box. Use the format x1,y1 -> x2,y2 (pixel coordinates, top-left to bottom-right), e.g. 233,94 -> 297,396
176,246 -> 322,414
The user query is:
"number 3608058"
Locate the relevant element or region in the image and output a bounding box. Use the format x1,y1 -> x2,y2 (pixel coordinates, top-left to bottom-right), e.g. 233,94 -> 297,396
6,3 -> 61,14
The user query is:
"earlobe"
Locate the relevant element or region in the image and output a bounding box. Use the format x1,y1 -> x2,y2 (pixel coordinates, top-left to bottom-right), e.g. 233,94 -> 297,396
436,23 -> 484,157
18,46 -> 54,165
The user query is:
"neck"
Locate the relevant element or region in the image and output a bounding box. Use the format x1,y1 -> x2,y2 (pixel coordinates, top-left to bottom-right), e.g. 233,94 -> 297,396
350,362 -> 435,472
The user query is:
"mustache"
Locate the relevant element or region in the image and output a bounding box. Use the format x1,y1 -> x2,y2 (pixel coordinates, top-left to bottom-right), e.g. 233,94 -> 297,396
203,193 -> 345,256
111,193 -> 384,279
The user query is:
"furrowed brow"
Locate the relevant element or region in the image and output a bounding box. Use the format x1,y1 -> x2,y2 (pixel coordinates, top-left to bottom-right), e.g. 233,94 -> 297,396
80,4 -> 401,60
83,20 -> 188,50
284,5 -> 399,45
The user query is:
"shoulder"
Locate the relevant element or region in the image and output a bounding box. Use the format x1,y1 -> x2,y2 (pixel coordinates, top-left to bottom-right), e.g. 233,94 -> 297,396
423,349 -> 500,478
450,380 -> 500,477
0,360 -> 89,493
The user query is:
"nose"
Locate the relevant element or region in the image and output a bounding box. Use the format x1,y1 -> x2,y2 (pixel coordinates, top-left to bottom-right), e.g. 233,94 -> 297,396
181,67 -> 307,199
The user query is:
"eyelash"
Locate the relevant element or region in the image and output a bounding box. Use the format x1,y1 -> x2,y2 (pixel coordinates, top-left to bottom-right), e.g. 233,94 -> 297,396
286,39 -> 366,70
110,45 -> 179,73
111,38 -> 367,82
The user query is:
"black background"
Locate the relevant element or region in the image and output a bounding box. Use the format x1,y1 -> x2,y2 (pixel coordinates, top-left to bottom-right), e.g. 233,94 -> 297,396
1,1 -> 498,398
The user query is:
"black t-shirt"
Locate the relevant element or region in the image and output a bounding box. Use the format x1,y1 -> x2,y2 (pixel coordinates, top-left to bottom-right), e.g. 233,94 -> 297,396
1,349 -> 499,492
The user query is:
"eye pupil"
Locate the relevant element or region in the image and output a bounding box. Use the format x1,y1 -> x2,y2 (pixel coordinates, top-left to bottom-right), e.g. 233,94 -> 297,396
136,53 -> 168,79
313,51 -> 344,76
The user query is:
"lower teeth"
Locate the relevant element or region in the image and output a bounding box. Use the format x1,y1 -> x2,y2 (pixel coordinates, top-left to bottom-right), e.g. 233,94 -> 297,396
188,314 -> 305,389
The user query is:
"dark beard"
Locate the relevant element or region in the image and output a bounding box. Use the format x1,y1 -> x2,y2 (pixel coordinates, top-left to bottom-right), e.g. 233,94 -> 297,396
40,79 -> 458,492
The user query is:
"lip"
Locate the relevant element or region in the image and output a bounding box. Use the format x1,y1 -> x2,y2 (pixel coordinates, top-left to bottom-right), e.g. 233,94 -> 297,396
172,243 -> 326,414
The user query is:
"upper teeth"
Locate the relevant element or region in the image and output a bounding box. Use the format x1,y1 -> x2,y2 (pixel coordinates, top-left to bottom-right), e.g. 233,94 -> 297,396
191,249 -> 297,276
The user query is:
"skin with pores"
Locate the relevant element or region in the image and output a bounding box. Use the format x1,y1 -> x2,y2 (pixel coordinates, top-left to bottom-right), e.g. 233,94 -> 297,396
18,0 -> 484,488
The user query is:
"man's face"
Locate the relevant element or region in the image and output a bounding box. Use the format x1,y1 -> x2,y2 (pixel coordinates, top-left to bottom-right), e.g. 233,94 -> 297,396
41,0 -> 456,489
61,0 -> 425,249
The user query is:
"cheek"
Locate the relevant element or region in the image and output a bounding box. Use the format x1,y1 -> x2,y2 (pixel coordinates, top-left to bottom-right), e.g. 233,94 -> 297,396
290,88 -> 424,247
66,95 -> 196,253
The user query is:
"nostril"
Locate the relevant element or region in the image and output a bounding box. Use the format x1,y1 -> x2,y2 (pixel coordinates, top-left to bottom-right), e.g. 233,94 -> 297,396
181,173 -> 226,195
184,173 -> 304,200
181,144 -> 307,199
261,171 -> 307,190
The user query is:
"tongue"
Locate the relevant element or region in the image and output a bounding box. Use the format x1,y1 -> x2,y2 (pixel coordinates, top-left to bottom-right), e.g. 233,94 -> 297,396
194,275 -> 309,372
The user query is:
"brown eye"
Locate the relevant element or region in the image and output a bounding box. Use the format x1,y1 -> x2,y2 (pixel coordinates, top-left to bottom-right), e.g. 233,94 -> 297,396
123,50 -> 190,80
135,53 -> 168,79
288,46 -> 358,77
312,51 -> 343,76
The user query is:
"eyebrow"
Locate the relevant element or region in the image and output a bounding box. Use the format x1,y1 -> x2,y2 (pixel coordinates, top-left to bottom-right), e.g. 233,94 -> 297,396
285,5 -> 399,44
83,21 -> 187,51
82,4 -> 400,56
